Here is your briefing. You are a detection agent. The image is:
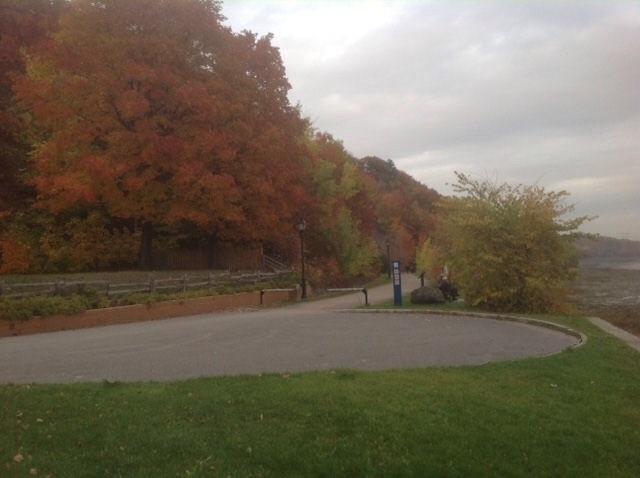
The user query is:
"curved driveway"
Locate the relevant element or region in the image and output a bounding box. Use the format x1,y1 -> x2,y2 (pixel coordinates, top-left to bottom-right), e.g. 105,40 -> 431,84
0,275 -> 577,383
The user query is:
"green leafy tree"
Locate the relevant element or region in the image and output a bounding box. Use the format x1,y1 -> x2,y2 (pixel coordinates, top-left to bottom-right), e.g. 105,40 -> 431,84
434,172 -> 591,312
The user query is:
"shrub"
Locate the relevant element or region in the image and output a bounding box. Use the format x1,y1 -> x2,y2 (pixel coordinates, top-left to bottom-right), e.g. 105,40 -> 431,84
415,238 -> 444,282
433,172 -> 591,313
0,295 -> 90,322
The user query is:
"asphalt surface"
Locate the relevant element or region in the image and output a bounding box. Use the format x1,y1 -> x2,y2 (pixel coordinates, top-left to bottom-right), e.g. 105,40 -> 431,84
0,275 -> 578,383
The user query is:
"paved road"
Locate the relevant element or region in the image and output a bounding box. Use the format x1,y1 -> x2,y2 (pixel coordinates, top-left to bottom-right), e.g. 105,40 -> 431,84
293,273 -> 420,310
0,275 -> 577,383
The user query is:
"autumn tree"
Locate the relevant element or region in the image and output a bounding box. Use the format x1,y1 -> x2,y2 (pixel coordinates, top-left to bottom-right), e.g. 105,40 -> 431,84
360,156 -> 439,268
433,172 -> 590,312
15,0 -> 307,269
0,1 -> 69,272
301,132 -> 379,285
415,237 -> 445,282
2,0 -> 443,279
212,31 -> 308,253
0,0 -> 65,214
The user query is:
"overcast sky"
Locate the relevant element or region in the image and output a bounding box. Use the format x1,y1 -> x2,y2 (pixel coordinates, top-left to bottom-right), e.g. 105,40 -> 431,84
223,1 -> 640,240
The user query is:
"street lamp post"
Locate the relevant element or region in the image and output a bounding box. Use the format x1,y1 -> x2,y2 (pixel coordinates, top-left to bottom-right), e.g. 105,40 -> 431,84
297,220 -> 307,299
386,239 -> 391,279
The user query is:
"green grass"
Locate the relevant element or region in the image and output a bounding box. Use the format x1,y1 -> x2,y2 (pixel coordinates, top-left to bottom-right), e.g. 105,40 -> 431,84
1,314 -> 639,476
371,295 -> 477,312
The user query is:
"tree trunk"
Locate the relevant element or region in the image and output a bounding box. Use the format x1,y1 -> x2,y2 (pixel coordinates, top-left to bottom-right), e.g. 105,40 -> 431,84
206,233 -> 216,269
138,222 -> 154,270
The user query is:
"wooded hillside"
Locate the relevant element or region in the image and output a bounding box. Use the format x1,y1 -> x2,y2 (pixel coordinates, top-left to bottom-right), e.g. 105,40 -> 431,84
0,0 -> 439,284
576,236 -> 640,259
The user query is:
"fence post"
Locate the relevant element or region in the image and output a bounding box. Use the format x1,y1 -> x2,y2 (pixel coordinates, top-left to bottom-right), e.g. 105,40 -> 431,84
363,288 -> 368,306
260,290 -> 265,305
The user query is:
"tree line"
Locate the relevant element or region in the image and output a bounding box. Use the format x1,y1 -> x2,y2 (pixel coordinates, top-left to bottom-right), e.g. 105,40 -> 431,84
0,0 -> 439,284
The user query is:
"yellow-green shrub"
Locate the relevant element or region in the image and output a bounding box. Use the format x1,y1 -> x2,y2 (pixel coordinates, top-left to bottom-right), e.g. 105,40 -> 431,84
415,238 -> 444,282
434,172 -> 590,313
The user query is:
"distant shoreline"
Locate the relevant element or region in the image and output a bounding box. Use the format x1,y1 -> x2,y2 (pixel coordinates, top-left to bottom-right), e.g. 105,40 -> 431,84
580,258 -> 640,270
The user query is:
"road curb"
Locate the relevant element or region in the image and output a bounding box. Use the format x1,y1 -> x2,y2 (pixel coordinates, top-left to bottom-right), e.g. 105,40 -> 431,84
340,308 -> 587,350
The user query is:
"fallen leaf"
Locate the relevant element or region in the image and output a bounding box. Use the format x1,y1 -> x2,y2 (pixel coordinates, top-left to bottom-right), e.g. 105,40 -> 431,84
13,453 -> 23,463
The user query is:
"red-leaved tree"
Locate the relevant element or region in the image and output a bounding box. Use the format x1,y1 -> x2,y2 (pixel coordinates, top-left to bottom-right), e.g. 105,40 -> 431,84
16,0 -> 308,268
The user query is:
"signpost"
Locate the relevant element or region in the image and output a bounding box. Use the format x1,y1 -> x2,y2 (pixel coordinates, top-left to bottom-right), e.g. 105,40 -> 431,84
392,260 -> 402,306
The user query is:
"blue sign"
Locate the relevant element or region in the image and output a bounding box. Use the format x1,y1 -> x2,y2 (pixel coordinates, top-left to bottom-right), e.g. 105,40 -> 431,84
392,261 -> 402,306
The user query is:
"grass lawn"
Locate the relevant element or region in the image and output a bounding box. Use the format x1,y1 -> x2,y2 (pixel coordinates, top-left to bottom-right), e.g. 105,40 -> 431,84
369,295 -> 476,312
1,313 -> 639,476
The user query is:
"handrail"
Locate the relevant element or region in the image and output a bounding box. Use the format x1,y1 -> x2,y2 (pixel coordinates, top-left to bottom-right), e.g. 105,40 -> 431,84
259,287 -> 297,305
326,287 -> 369,306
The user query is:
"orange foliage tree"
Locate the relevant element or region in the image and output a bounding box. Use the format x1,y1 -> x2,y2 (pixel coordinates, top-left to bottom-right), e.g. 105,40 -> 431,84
15,0 -> 307,269
2,1 -> 441,279
0,1 -> 65,216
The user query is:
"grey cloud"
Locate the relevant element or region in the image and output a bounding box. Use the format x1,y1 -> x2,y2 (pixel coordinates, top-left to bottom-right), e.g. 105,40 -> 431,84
295,3 -> 640,155
224,1 -> 640,239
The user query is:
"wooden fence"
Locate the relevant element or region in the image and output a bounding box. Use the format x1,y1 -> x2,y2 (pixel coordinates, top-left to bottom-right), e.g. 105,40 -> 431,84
0,270 -> 292,299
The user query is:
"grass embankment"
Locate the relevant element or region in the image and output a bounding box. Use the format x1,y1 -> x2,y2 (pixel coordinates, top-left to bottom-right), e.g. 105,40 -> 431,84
571,267 -> 640,336
1,313 -> 639,476
0,276 -> 296,322
370,296 -> 476,312
585,304 -> 640,336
